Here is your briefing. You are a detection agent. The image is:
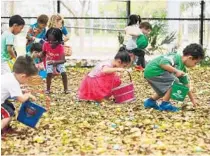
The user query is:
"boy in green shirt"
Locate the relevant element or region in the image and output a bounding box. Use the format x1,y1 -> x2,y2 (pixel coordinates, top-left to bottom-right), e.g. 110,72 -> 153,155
1,15 -> 25,74
144,43 -> 204,112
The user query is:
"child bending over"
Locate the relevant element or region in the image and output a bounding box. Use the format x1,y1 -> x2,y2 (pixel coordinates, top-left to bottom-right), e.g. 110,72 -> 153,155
78,47 -> 131,102
30,43 -> 44,69
26,14 -> 49,54
144,43 -> 204,112
1,55 -> 38,130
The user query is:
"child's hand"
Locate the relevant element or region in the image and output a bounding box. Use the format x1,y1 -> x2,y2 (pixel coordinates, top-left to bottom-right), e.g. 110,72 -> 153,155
191,99 -> 198,107
26,93 -> 36,101
175,70 -> 185,77
32,36 -> 36,41
21,84 -> 30,93
34,38 -> 41,43
47,60 -> 54,65
117,68 -> 125,72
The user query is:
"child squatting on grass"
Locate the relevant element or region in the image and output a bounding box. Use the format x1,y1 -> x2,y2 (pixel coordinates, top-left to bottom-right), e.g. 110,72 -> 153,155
143,43 -> 205,112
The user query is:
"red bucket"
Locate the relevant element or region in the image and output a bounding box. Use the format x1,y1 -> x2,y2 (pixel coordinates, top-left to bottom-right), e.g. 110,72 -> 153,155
112,71 -> 135,104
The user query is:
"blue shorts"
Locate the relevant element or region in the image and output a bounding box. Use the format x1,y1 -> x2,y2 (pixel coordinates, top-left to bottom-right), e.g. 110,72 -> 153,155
46,64 -> 66,74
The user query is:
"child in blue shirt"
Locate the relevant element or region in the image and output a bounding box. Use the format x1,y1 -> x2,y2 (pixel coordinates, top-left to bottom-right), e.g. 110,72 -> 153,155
1,15 -> 25,75
48,14 -> 69,43
48,14 -> 71,56
26,14 -> 49,54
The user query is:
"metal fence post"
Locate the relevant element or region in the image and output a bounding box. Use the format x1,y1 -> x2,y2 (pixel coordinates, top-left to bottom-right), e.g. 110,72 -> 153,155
126,0 -> 131,25
200,0 -> 205,46
57,0 -> 60,14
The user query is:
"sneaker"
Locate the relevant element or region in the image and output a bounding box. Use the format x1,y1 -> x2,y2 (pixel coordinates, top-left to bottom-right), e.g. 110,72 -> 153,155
135,65 -> 144,71
159,101 -> 180,112
144,98 -> 160,110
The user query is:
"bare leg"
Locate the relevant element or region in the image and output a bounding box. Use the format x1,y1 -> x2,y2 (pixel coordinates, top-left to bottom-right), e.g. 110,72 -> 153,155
61,72 -> 68,92
162,88 -> 172,102
1,118 -> 11,130
144,93 -> 160,110
151,93 -> 161,101
46,73 -> 53,91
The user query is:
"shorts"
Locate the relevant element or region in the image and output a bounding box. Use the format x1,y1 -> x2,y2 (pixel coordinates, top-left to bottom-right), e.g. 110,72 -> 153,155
46,64 -> 66,74
1,100 -> 15,119
145,71 -> 179,97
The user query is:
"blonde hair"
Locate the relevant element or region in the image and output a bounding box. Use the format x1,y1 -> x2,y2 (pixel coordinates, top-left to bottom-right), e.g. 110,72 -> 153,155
48,14 -> 64,28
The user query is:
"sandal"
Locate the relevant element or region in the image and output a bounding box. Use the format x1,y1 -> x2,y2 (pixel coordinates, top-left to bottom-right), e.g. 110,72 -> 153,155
64,90 -> 71,94
45,90 -> 52,94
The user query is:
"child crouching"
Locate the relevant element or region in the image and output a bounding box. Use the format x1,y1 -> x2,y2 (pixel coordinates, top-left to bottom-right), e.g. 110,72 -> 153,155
144,43 -> 204,112
1,55 -> 38,131
78,47 -> 131,102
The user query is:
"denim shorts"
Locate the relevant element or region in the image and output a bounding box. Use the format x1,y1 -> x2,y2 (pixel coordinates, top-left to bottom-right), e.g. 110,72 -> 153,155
46,64 -> 66,74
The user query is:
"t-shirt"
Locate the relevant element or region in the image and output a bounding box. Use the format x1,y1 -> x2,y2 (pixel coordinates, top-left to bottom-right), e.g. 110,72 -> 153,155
61,26 -> 68,36
88,60 -> 113,77
1,30 -> 15,62
42,42 -> 64,61
1,73 -> 22,104
26,23 -> 47,53
27,23 -> 46,41
123,25 -> 142,50
144,53 -> 189,85
136,34 -> 149,49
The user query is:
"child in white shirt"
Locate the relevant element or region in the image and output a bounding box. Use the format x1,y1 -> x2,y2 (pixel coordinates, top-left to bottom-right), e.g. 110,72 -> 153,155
1,55 -> 38,131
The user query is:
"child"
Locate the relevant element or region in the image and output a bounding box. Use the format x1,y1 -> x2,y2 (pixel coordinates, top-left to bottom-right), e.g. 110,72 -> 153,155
144,43 -> 204,112
1,15 -> 25,75
78,47 -> 131,102
123,14 -> 142,61
30,43 -> 47,79
42,28 -> 69,94
48,14 -> 71,56
26,14 -> 49,54
48,14 -> 69,43
1,55 -> 38,130
30,42 -> 43,65
134,22 -> 152,70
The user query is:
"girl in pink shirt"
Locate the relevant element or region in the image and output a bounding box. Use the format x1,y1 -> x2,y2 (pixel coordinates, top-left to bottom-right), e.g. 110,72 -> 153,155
78,47 -> 131,102
42,28 -> 69,94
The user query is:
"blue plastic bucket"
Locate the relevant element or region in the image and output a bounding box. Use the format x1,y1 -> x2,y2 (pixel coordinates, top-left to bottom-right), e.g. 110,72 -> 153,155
39,70 -> 47,79
17,101 -> 46,128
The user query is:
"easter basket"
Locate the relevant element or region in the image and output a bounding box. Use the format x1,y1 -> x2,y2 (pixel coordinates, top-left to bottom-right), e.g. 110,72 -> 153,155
112,71 -> 135,104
